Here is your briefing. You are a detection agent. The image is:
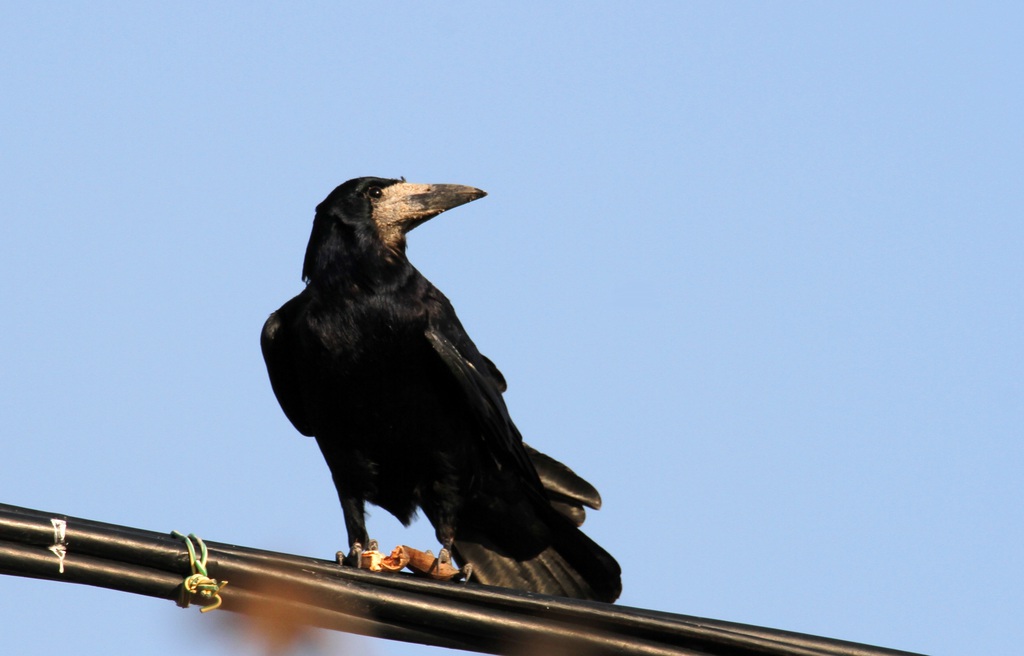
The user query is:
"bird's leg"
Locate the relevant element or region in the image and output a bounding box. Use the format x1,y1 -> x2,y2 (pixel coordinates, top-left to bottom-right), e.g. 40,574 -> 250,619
432,522 -> 458,576
426,487 -> 473,580
337,494 -> 371,567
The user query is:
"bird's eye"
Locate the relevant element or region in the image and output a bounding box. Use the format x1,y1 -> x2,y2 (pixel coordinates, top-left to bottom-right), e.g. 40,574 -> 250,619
367,187 -> 383,199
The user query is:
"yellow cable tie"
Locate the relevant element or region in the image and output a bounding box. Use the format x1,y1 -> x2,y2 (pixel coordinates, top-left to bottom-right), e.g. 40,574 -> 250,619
172,530 -> 228,612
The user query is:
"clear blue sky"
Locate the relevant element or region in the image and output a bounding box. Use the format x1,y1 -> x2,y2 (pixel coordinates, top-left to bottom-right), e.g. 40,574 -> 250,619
2,3 -> 1020,655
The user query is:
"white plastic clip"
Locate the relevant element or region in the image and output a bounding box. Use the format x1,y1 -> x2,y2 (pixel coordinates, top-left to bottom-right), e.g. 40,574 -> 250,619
48,519 -> 68,574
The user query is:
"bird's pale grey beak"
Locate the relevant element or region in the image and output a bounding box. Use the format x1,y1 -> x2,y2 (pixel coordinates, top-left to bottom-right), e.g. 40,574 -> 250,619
375,182 -> 486,235
372,182 -> 486,250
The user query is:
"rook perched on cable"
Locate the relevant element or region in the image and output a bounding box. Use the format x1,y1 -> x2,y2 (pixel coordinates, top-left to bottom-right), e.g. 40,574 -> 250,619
261,177 -> 621,602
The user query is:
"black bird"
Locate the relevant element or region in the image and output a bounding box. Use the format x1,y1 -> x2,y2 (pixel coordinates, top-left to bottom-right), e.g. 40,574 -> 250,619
261,177 -> 621,602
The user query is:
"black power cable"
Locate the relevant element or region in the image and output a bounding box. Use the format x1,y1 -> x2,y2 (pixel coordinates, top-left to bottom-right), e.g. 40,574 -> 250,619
0,503 -> 925,656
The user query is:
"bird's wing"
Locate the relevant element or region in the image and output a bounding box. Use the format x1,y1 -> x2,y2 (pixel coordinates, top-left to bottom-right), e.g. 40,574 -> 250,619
423,304 -> 540,486
479,354 -> 507,392
523,443 -> 602,509
261,300 -> 315,437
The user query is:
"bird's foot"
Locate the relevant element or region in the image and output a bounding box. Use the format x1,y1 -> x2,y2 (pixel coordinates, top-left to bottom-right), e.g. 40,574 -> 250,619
401,545 -> 466,581
335,543 -> 359,567
437,548 -> 472,583
337,539 -> 380,568
436,547 -> 472,582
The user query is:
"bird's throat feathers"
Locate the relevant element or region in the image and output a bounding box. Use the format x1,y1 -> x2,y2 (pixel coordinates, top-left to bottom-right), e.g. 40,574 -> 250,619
302,212 -> 411,291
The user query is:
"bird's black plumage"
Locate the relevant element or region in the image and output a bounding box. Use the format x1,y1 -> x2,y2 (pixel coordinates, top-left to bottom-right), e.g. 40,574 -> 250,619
261,177 -> 621,602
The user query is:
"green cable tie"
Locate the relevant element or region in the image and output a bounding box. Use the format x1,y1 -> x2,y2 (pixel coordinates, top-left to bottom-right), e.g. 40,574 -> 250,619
172,530 -> 228,612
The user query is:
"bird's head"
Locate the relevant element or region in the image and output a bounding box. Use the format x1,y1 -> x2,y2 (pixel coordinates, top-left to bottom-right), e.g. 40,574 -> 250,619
303,177 -> 487,282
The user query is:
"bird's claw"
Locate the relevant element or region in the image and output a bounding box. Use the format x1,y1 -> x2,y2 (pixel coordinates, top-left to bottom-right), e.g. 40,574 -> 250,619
337,539 -> 380,568
334,544 -> 361,567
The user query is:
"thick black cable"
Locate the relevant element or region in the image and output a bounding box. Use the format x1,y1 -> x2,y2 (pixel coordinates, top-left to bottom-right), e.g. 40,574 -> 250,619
0,536 -> 478,651
0,503 -> 925,656
0,505 -> 692,655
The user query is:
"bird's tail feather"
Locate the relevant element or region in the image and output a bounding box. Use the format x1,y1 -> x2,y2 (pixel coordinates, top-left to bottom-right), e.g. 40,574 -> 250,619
452,512 -> 622,603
